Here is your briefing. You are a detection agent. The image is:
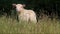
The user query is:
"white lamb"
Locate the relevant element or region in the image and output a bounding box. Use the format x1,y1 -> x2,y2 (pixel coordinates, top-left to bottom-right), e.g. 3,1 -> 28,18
12,4 -> 37,23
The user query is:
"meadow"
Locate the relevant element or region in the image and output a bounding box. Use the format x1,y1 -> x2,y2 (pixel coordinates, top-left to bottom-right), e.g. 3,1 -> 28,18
0,15 -> 60,34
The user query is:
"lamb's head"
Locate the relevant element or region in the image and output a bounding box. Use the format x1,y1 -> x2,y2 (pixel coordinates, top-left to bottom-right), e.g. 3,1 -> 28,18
12,4 -> 25,11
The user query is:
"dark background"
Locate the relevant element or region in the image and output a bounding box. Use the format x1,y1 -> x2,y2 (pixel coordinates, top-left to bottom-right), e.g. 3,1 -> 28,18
0,0 -> 60,19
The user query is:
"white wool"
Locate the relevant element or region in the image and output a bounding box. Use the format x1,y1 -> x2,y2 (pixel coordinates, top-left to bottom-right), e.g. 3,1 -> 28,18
15,4 -> 37,23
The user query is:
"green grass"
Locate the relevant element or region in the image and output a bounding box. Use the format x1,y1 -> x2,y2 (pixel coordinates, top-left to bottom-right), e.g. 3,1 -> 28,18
0,16 -> 60,34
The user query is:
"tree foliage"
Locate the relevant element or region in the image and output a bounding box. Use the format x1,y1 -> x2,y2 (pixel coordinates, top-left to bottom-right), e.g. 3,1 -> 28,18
0,0 -> 60,17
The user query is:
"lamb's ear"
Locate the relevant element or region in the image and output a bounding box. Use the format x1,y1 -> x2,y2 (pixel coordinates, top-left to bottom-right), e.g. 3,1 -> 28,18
12,4 -> 16,7
22,4 -> 26,7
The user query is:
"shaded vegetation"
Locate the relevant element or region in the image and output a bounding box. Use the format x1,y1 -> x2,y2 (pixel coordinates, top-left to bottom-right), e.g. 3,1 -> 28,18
0,0 -> 60,20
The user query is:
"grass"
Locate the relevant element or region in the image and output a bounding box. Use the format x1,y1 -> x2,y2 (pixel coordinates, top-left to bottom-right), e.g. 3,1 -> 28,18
0,16 -> 60,34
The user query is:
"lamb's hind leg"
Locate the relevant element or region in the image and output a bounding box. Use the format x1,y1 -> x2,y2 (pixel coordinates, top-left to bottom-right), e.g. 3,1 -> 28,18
29,15 -> 37,23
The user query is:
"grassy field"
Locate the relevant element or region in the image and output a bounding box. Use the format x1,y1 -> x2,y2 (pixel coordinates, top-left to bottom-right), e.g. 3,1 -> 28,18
0,16 -> 60,34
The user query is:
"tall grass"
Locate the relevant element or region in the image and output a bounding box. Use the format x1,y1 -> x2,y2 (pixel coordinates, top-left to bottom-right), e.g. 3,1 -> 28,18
0,15 -> 60,34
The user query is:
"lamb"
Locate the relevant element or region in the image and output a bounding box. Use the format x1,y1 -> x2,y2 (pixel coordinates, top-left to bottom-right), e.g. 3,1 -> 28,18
12,4 -> 37,23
